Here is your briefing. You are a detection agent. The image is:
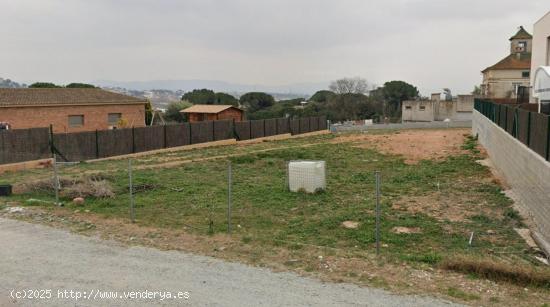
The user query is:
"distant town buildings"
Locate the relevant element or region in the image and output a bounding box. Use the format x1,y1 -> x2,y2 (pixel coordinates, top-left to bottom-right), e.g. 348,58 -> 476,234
481,26 -> 532,101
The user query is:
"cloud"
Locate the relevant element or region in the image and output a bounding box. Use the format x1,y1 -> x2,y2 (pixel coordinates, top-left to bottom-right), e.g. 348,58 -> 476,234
1,0 -> 548,94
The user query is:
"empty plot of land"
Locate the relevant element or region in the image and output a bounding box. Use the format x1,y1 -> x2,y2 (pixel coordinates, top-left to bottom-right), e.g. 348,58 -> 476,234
1,128 -> 548,306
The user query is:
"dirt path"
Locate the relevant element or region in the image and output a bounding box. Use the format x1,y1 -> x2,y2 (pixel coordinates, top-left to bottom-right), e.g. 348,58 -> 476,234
0,218 -> 460,307
334,129 -> 470,164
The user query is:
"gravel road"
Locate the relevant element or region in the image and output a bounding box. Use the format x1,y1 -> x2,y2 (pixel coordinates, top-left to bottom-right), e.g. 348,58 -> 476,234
0,217 -> 460,306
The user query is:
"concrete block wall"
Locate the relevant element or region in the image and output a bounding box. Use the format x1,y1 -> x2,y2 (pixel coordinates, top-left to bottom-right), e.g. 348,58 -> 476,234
472,110 -> 550,242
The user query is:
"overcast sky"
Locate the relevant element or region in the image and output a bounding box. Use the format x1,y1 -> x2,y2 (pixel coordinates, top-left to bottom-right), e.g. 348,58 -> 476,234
1,0 -> 549,94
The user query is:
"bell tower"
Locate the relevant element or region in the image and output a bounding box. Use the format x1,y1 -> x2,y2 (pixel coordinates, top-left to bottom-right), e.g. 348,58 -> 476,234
509,26 -> 532,55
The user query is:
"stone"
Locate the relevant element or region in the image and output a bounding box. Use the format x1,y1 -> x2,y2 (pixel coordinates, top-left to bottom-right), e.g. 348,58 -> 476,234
391,226 -> 422,234
73,197 -> 85,205
6,206 -> 24,213
342,221 -> 360,229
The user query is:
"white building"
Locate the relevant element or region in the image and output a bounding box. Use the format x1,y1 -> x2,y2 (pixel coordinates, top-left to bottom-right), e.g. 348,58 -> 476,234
530,11 -> 550,111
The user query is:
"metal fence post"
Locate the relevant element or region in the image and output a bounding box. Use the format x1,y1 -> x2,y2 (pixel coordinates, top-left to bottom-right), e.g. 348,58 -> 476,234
227,161 -> 232,234
49,124 -> 55,156
53,154 -> 60,206
95,129 -> 100,159
132,127 -> 136,153
375,171 -> 381,256
129,159 -> 135,223
164,124 -> 168,148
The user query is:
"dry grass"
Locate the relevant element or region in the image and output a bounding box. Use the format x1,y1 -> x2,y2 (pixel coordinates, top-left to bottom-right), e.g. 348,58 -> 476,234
16,175 -> 114,199
441,255 -> 550,288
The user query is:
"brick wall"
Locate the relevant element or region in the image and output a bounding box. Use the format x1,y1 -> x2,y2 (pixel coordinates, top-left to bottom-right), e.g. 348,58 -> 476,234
473,110 -> 550,242
0,104 -> 146,133
217,108 -> 243,121
187,108 -> 243,123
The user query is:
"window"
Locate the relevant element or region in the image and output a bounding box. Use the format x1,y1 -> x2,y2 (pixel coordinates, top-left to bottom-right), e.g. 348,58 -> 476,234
419,106 -> 426,111
108,113 -> 122,125
522,71 -> 530,78
405,106 -> 412,110
517,41 -> 527,51
68,115 -> 84,127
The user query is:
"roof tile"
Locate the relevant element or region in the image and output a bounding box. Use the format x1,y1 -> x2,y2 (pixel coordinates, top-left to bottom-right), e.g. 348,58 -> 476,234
482,53 -> 531,72
181,104 -> 241,114
0,88 -> 147,107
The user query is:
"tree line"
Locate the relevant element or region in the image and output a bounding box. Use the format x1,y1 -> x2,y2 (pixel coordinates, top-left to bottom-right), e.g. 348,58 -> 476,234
27,82 -> 97,88
166,78 -> 419,123
22,78 -> 420,123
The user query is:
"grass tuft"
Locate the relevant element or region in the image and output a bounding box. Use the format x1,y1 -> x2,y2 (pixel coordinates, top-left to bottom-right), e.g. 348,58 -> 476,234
446,287 -> 480,301
441,255 -> 550,288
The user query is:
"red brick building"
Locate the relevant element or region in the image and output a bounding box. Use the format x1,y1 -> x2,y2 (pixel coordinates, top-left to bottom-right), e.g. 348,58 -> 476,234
181,105 -> 244,122
0,88 -> 148,133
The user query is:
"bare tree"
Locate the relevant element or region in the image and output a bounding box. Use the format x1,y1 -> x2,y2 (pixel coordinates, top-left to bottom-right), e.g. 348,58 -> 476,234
329,77 -> 369,94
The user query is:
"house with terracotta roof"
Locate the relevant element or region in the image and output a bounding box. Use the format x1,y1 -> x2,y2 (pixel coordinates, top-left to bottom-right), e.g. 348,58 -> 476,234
180,104 -> 244,122
481,26 -> 532,100
0,88 -> 148,133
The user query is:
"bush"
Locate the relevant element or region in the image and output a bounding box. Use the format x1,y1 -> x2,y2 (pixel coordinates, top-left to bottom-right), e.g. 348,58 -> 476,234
165,101 -> 192,123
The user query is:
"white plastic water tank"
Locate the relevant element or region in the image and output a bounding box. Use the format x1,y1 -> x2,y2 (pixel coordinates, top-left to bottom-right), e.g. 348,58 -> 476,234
288,161 -> 326,193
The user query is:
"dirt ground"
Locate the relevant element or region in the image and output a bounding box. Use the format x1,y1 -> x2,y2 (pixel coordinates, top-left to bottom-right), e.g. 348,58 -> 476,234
334,129 -> 471,164
391,192 -> 498,223
2,207 -> 548,307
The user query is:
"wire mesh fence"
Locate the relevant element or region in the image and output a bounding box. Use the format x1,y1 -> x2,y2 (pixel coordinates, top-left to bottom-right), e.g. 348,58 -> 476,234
1,132 -> 541,268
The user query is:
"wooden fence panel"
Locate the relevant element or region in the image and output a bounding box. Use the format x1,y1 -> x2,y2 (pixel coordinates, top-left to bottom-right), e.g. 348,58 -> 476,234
529,112 -> 549,159
165,124 -> 190,147
498,105 -> 507,130
213,120 -> 233,141
0,128 -> 50,164
54,131 -> 97,161
276,118 -> 289,134
310,117 -> 319,131
299,118 -> 310,134
516,109 -> 530,146
506,107 -> 516,135
134,126 -> 165,152
1,117 -> 324,164
318,116 -> 327,130
250,120 -> 265,139
97,128 -> 133,158
190,121 -> 214,144
494,104 -> 500,125
264,119 -> 277,137
235,121 -> 251,140
290,119 -> 300,135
